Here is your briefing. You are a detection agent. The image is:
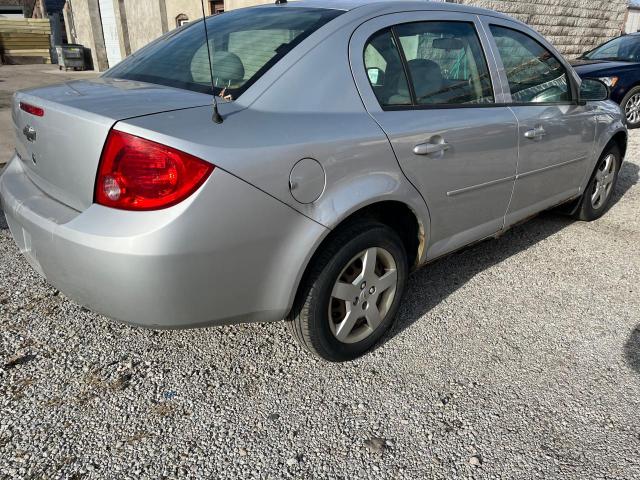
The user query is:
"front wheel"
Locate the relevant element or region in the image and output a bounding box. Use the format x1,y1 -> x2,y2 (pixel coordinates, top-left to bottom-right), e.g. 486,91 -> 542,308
622,86 -> 640,129
287,220 -> 408,362
574,145 -> 621,221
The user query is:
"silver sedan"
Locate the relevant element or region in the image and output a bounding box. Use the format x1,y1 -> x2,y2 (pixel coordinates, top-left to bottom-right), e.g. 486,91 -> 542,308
0,0 -> 627,361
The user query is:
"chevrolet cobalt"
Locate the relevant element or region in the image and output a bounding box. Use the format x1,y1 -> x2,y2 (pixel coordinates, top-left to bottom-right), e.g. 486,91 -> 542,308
0,1 -> 626,361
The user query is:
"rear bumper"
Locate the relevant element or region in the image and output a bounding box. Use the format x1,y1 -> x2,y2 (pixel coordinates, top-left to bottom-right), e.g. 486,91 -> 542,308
0,155 -> 327,328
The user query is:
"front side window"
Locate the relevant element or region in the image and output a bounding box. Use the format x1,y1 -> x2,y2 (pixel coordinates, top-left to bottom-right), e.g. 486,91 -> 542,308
105,8 -> 342,98
490,25 -> 571,103
394,21 -> 494,105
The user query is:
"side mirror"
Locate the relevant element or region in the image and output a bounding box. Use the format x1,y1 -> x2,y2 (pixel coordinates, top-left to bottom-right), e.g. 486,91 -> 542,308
579,78 -> 609,103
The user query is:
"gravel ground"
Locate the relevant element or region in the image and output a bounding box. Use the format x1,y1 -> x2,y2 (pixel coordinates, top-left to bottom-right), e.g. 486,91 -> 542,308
1,131 -> 639,479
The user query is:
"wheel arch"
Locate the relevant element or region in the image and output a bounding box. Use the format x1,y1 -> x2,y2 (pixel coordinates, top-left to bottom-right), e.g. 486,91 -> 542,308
588,128 -> 627,187
286,199 -> 427,318
608,129 -> 628,159
618,81 -> 640,104
340,200 -> 427,269
591,114 -> 627,176
567,127 -> 627,216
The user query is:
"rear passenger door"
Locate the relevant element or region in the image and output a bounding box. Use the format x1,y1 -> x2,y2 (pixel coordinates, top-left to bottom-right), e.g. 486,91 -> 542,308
351,12 -> 518,260
483,18 -> 597,227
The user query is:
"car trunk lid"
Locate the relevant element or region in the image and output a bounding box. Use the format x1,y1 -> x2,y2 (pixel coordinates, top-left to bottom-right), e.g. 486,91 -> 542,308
12,78 -> 211,212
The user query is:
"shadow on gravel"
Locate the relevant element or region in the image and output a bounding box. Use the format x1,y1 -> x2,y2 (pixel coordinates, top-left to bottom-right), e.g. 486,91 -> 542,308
610,161 -> 639,208
0,207 -> 7,230
385,161 -> 639,344
386,212 -> 572,342
624,326 -> 640,375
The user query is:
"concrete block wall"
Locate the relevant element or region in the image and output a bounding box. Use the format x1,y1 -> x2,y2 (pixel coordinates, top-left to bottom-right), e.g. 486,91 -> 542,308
465,0 -> 628,57
121,0 -> 166,53
64,0 -> 109,71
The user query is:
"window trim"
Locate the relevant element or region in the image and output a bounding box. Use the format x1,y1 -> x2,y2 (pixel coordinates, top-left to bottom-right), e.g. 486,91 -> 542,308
382,101 -> 577,112
488,23 -> 578,106
391,27 -> 418,106
361,28 -> 414,108
363,20 -> 497,111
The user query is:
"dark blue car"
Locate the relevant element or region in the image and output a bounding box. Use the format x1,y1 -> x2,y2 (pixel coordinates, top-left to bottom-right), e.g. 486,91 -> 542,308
572,33 -> 640,128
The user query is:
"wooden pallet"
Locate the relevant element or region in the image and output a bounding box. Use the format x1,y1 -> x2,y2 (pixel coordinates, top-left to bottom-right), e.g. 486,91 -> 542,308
2,49 -> 50,55
0,37 -> 51,48
0,24 -> 51,35
0,19 -> 51,64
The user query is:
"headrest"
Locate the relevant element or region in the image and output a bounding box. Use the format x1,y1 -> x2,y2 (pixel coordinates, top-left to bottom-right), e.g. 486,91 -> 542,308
407,59 -> 443,99
407,59 -> 443,79
212,51 -> 245,84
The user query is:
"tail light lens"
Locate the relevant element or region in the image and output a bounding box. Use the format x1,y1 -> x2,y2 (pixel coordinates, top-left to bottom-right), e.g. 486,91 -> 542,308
95,130 -> 214,211
20,101 -> 44,117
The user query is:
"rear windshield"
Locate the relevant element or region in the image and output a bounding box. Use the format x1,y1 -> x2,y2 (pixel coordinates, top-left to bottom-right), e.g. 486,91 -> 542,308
105,7 -> 342,99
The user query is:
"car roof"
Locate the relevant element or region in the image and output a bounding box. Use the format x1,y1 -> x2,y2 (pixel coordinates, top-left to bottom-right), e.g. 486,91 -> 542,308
255,0 -> 518,22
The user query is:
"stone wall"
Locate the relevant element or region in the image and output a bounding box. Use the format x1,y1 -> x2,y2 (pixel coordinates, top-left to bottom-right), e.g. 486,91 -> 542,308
121,0 -> 165,53
464,0 -> 628,57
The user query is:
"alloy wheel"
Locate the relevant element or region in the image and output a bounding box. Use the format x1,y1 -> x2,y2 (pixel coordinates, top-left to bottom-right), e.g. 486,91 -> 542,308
625,93 -> 640,125
328,247 -> 398,344
591,153 -> 616,210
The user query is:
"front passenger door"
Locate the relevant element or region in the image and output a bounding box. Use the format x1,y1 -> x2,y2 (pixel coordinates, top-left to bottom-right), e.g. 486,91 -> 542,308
486,21 -> 597,227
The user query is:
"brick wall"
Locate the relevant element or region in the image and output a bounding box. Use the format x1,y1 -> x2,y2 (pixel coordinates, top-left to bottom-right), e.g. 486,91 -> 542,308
464,0 -> 628,57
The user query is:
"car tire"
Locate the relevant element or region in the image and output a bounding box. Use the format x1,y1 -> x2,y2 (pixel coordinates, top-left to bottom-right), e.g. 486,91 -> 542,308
287,220 -> 408,362
621,86 -> 640,129
574,145 -> 621,221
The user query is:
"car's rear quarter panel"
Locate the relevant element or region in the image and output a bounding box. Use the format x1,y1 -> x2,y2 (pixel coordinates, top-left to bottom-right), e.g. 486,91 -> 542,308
1,157 -> 327,328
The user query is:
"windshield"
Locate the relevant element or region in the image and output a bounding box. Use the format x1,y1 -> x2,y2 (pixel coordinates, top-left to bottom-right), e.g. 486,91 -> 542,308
105,8 -> 342,98
584,35 -> 640,62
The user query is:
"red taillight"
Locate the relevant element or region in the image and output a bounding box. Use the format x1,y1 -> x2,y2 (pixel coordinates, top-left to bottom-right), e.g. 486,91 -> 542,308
20,101 -> 44,117
95,130 -> 214,211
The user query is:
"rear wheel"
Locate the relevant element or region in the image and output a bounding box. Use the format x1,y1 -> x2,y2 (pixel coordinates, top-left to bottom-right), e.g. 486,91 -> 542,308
621,86 -> 640,129
574,145 -> 621,221
287,220 -> 408,362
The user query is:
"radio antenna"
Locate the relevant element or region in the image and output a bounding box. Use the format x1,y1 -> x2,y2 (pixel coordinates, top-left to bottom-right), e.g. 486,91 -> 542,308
201,0 -> 223,124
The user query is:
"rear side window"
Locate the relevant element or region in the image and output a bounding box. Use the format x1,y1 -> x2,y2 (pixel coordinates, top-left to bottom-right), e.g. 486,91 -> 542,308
105,8 -> 342,99
364,21 -> 494,107
490,25 -> 571,103
394,22 -> 494,105
364,29 -> 412,107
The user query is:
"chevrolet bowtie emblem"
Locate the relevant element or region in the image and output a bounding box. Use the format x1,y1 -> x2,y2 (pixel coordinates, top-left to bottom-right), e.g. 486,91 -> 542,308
23,125 -> 37,142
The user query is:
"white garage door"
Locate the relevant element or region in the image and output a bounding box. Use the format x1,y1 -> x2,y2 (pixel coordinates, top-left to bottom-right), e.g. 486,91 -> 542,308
99,0 -> 122,68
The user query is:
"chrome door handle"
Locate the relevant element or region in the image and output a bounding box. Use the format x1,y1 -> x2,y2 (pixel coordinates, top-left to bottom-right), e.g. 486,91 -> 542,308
524,126 -> 546,140
413,141 -> 450,156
